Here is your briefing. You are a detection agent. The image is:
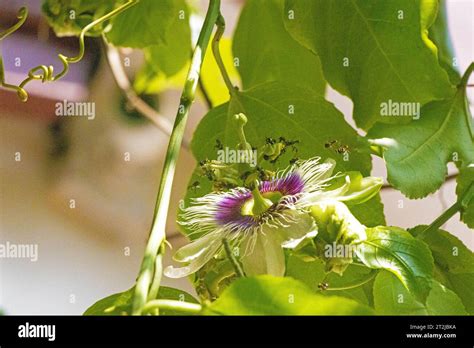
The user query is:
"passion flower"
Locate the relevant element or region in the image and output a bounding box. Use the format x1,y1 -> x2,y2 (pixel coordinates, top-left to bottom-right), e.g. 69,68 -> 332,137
164,157 -> 383,278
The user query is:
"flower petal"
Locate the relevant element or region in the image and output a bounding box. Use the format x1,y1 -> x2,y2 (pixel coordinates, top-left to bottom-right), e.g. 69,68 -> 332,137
164,240 -> 222,278
299,172 -> 382,207
276,213 -> 318,249
241,233 -> 285,277
263,233 -> 286,276
333,173 -> 383,204
173,231 -> 225,263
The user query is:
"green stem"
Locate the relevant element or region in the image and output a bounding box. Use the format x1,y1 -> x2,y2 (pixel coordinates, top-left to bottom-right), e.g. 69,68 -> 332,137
212,13 -> 236,96
459,62 -> 474,88
131,0 -> 221,315
420,182 -> 474,237
198,77 -> 214,109
222,238 -> 245,278
142,300 -> 202,315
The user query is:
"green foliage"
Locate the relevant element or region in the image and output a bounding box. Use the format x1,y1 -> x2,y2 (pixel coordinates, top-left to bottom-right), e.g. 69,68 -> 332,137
356,226 -> 434,301
106,0 -> 176,48
84,287 -> 198,316
411,226 -> 474,314
233,0 -> 325,93
284,0 -> 454,129
368,82 -> 474,199
373,271 -> 467,315
143,0 -> 191,77
204,275 -> 374,315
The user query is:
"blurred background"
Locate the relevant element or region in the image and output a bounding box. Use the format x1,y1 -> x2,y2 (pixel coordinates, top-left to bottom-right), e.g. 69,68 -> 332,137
0,0 -> 472,314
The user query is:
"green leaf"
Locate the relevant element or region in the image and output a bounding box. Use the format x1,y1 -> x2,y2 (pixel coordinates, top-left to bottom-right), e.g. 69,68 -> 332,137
106,0 -> 176,48
349,194 -> 386,228
426,280 -> 468,315
284,0 -> 454,129
411,226 -> 474,314
204,275 -> 373,315
84,288 -> 134,315
428,0 -> 461,84
456,165 -> 474,228
356,226 -> 434,301
42,0 -> 118,37
374,271 -> 467,315
233,0 -> 325,93
191,82 -> 371,176
368,83 -> 474,199
84,286 -> 198,316
373,271 -> 427,314
143,0 -> 191,77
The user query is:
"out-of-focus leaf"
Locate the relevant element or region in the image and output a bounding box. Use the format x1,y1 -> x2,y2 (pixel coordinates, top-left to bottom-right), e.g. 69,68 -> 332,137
144,0 -> 191,77
134,37 -> 239,107
106,0 -> 176,48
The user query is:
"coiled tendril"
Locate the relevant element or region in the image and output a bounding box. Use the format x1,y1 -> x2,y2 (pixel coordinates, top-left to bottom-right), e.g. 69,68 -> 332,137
0,0 -> 138,102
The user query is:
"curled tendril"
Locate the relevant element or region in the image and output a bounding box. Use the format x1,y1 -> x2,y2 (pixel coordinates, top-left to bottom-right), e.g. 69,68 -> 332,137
0,0 -> 138,102
0,7 -> 29,100
0,7 -> 28,41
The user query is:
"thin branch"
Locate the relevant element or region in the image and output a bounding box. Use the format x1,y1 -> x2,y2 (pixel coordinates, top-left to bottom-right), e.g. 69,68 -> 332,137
381,173 -> 458,190
104,42 -> 191,149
